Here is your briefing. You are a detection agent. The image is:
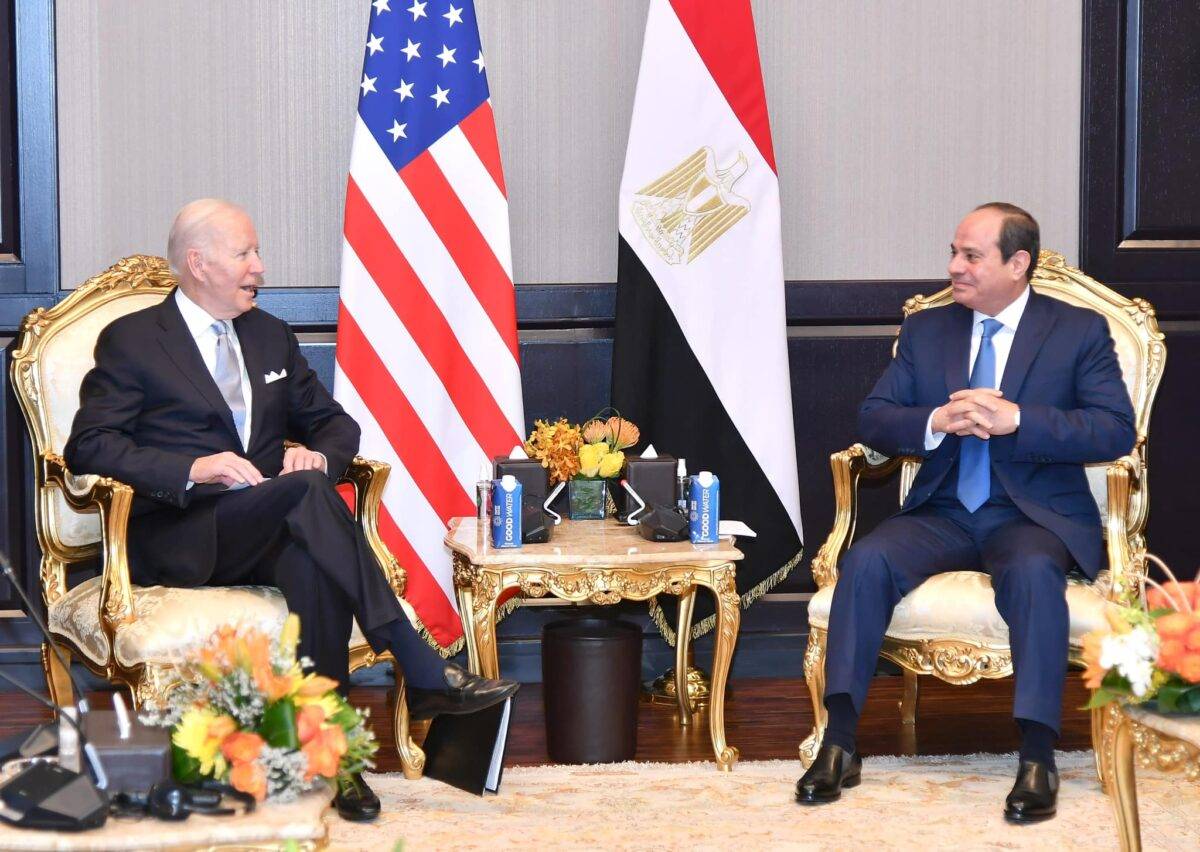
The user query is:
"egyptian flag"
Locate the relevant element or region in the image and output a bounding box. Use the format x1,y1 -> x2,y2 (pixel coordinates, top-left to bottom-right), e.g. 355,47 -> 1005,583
612,0 -> 803,643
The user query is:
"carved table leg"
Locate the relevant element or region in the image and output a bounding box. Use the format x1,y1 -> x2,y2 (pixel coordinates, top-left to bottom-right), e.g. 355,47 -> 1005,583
1106,707 -> 1141,852
472,572 -> 502,680
706,564 -> 740,771
674,586 -> 697,727
454,578 -> 482,676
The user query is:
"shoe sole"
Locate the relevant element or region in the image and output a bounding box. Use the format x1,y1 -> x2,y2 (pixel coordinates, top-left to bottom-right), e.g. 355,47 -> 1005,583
337,808 -> 382,823
794,772 -> 861,805
1004,807 -> 1055,824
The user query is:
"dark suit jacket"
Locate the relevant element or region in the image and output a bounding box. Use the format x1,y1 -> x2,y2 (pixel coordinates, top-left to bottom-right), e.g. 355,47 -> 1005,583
857,291 -> 1136,578
65,292 -> 360,587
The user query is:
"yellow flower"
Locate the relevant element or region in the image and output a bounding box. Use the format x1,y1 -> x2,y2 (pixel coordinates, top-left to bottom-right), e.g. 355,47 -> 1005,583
278,613 -> 301,661
597,451 -> 625,479
578,443 -> 608,477
173,708 -> 231,777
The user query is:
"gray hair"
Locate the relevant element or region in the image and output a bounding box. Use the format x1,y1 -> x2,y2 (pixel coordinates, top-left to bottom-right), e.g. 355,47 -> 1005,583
166,198 -> 247,277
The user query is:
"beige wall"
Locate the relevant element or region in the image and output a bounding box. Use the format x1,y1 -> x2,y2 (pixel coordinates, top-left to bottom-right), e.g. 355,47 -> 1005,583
56,0 -> 1081,290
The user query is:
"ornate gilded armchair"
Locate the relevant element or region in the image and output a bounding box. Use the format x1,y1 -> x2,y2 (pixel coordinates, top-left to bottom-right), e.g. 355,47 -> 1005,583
799,251 -> 1166,775
10,255 -> 425,778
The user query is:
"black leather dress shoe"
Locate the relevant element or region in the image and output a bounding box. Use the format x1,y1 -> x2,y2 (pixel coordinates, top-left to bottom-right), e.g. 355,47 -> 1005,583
795,744 -> 862,804
334,772 -> 381,822
407,663 -> 520,720
1004,759 -> 1058,823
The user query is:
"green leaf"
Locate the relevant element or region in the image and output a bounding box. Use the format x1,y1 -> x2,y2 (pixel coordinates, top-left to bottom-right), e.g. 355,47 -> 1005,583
259,699 -> 299,749
171,743 -> 201,783
1084,688 -> 1122,710
1156,681 -> 1186,713
1181,685 -> 1200,714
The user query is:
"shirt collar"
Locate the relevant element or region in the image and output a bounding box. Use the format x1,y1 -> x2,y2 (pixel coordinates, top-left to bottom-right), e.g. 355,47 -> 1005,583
973,284 -> 1030,333
175,287 -> 230,341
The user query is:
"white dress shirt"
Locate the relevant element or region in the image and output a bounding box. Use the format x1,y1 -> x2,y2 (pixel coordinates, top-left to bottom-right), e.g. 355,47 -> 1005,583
925,285 -> 1030,450
175,288 -> 254,449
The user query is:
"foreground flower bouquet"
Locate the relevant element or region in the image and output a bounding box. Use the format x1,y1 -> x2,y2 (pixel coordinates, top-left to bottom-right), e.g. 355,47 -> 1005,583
1083,555 -> 1200,714
142,615 -> 377,801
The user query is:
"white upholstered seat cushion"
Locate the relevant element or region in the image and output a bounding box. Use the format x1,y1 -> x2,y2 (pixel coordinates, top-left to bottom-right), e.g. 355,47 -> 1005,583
807,570 -> 1115,647
48,577 -> 375,668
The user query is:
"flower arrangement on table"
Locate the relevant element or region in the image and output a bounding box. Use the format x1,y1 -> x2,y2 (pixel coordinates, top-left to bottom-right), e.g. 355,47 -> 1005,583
143,615 -> 377,802
523,414 -> 640,519
1083,555 -> 1200,713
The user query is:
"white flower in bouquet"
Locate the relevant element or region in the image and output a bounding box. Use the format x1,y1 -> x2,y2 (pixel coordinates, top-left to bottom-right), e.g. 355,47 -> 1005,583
1098,625 -> 1158,697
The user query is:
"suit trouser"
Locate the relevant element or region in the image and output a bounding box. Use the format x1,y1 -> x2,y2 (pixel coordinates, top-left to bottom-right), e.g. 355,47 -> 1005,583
207,469 -> 445,691
823,499 -> 1072,732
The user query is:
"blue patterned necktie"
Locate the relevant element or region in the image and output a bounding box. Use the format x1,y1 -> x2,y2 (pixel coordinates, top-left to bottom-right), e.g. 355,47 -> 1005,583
957,318 -> 1004,512
212,321 -> 247,445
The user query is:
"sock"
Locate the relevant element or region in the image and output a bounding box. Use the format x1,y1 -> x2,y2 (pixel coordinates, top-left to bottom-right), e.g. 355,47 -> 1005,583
366,618 -> 446,690
823,693 -> 859,755
1017,718 -> 1058,770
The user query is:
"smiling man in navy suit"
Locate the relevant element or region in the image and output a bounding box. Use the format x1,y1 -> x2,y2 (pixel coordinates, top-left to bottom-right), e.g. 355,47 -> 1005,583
65,199 -> 518,820
795,203 -> 1136,822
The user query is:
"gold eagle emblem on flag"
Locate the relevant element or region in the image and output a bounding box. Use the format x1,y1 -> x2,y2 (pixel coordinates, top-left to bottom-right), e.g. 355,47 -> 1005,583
631,147 -> 751,265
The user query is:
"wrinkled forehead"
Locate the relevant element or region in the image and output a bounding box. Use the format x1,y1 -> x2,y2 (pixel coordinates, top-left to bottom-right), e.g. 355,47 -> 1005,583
952,210 -> 1002,253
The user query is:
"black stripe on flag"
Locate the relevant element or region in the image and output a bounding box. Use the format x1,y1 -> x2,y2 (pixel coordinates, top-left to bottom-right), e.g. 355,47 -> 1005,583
611,236 -> 803,644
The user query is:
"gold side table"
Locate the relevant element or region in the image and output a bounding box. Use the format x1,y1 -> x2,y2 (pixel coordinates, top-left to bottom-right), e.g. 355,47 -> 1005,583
445,517 -> 745,770
1100,701 -> 1200,852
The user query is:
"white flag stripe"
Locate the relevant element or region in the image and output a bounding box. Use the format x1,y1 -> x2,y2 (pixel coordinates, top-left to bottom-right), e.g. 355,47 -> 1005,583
333,364 -> 460,610
339,243 -> 488,498
349,119 -> 524,436
429,124 -> 514,280
618,0 -> 802,536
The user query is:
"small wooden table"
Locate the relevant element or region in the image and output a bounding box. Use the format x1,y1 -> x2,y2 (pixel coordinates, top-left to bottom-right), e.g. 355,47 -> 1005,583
445,517 -> 744,770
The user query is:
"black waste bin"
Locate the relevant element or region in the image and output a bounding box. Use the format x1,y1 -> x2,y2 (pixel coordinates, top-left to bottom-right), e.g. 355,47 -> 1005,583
542,617 -> 642,764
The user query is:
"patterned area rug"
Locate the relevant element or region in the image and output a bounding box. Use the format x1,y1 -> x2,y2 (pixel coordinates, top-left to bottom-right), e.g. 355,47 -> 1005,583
327,752 -> 1200,851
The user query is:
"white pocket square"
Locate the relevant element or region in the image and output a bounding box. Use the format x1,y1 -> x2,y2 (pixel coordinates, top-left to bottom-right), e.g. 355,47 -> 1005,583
264,369 -> 288,384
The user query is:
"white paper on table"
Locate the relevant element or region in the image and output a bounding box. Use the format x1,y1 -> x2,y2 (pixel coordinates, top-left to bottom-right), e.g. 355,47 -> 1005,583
718,520 -> 756,538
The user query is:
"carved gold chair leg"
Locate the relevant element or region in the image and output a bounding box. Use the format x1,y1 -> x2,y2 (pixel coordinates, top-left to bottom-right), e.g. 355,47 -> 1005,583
798,626 -> 828,768
1091,705 -> 1110,791
1105,707 -> 1141,852
391,668 -> 426,780
900,669 -> 920,725
41,642 -> 74,709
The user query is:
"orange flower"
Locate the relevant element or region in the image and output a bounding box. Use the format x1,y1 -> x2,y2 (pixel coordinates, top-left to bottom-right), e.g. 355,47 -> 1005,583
1147,581 -> 1200,613
296,704 -> 327,745
1158,638 -> 1186,672
1156,612 -> 1192,641
253,663 -> 295,703
230,760 -> 268,801
301,725 -> 348,780
208,715 -> 238,742
604,416 -> 640,451
1081,631 -> 1108,690
1178,654 -> 1200,684
221,731 -> 264,766
295,674 -> 339,699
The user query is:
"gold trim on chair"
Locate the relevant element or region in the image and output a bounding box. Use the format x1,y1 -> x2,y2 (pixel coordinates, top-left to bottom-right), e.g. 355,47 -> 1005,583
798,251 -> 1166,771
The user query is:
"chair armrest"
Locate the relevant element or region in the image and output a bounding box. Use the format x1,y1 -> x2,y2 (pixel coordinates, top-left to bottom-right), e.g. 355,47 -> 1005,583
41,452 -> 136,640
1103,451 -> 1144,603
338,457 -> 408,599
809,444 -> 913,589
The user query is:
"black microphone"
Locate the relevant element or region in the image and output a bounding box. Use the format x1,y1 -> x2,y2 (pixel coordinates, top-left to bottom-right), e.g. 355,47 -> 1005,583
0,553 -> 92,716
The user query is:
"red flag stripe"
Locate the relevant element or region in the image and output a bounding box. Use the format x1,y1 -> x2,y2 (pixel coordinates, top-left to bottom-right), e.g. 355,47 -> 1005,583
399,151 -> 520,361
336,308 -> 475,524
459,101 -> 508,197
668,0 -> 776,173
344,178 -> 522,455
376,504 -> 463,645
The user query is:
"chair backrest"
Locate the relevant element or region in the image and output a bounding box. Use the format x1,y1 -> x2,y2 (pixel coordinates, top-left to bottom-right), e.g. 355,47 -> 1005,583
11,256 -> 176,554
895,250 -> 1165,536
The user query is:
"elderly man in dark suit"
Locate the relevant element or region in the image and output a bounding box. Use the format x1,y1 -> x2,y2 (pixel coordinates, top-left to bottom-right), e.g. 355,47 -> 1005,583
795,203 -> 1136,822
66,198 -> 518,820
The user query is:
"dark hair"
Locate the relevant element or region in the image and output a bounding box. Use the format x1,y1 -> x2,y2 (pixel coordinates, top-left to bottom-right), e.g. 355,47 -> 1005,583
974,202 -> 1040,281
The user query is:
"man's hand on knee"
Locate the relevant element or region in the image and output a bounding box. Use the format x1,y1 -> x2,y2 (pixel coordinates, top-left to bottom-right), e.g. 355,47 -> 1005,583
281,445 -> 327,475
189,452 -> 266,488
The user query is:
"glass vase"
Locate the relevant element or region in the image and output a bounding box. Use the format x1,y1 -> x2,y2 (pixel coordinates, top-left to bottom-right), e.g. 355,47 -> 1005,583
567,479 -> 608,520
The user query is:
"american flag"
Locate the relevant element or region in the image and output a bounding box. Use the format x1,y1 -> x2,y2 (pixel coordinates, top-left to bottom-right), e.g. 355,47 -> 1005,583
334,0 -> 524,651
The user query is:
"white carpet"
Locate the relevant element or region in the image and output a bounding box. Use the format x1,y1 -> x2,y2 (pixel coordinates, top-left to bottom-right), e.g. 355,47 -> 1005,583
326,752 -> 1200,851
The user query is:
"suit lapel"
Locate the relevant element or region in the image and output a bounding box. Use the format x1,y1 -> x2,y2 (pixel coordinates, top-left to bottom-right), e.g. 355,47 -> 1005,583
155,295 -> 241,443
1000,291 -> 1057,399
943,304 -> 974,392
233,311 -> 267,451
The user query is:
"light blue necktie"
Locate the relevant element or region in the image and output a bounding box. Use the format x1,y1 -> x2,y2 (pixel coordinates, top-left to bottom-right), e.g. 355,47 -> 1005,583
212,321 -> 247,444
956,318 -> 1003,512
